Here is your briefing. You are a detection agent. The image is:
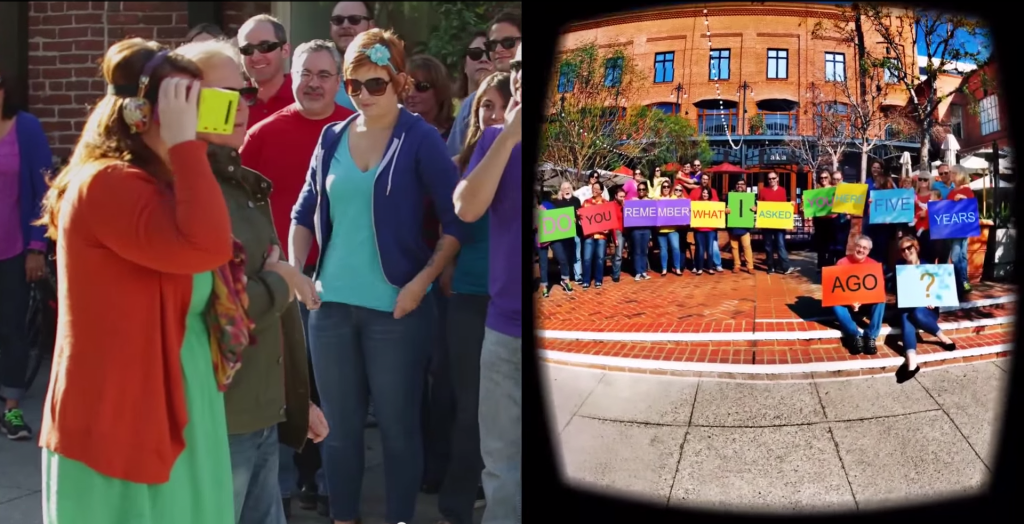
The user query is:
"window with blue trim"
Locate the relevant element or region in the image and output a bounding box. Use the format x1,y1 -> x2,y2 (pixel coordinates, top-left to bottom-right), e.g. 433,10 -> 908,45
557,64 -> 575,93
654,52 -> 674,83
710,49 -> 730,81
604,57 -> 623,87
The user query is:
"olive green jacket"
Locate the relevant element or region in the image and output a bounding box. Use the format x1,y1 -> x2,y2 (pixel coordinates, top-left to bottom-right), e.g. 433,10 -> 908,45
207,143 -> 309,450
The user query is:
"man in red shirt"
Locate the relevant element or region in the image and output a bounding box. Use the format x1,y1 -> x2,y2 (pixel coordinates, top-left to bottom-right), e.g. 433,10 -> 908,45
238,14 -> 297,129
755,171 -> 796,274
832,235 -> 886,355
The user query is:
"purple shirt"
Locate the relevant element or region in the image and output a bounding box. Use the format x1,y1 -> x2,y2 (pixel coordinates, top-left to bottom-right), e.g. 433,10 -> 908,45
468,126 -> 521,338
0,130 -> 23,259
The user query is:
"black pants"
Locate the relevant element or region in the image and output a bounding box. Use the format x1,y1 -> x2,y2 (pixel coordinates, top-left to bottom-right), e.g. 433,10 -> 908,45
813,218 -> 836,268
0,252 -> 30,402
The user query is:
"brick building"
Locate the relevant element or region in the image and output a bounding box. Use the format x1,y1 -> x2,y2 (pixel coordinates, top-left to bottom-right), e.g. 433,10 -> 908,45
553,1 -> 923,199
947,61 -> 1012,157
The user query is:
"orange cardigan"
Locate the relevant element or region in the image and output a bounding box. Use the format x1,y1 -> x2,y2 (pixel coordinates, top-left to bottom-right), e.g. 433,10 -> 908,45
39,141 -> 233,484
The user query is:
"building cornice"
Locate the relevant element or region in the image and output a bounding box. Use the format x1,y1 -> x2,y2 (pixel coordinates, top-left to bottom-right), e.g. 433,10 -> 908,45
561,2 -> 850,34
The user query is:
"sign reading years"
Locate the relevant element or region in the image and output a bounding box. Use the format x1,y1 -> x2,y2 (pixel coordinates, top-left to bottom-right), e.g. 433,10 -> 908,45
895,264 -> 959,308
536,207 -> 576,242
578,202 -> 622,236
691,201 -> 727,228
755,201 -> 795,229
831,183 -> 868,215
868,188 -> 916,224
727,192 -> 756,228
928,199 -> 981,239
821,262 -> 886,307
802,187 -> 835,218
623,199 -> 691,227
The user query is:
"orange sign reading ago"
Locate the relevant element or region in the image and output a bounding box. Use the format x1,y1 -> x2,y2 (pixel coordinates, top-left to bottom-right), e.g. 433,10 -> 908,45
821,263 -> 886,307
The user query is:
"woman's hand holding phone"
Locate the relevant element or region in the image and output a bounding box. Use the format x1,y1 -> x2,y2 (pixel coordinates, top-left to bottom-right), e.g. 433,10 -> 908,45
158,78 -> 202,148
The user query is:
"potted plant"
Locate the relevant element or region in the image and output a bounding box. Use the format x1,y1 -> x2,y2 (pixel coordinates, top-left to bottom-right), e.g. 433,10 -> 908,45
748,113 -> 765,135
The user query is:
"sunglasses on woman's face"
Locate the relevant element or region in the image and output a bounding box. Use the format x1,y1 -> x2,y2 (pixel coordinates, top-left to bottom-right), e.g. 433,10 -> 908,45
344,77 -> 390,97
411,81 -> 432,93
901,245 -> 915,253
239,41 -> 285,56
222,86 -> 260,106
466,47 -> 490,61
484,36 -> 521,52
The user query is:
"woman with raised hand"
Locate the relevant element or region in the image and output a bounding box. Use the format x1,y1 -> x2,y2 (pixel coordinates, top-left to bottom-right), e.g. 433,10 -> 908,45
36,39 -> 235,523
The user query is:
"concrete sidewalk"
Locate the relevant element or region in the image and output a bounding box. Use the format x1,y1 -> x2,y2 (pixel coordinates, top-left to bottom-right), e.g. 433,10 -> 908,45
0,363 -> 483,524
543,358 -> 1010,513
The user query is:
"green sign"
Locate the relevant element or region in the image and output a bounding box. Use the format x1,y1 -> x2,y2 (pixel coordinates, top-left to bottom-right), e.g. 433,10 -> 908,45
802,187 -> 836,218
537,207 -> 577,242
726,192 -> 756,228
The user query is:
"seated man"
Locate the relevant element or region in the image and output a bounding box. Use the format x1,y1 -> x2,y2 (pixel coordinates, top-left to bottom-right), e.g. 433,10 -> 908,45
832,235 -> 886,355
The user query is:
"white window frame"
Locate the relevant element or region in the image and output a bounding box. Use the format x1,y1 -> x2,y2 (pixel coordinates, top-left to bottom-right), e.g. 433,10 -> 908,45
979,95 -> 1000,136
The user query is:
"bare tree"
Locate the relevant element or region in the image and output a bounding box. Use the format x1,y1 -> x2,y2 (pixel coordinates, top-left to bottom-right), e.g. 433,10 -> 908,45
785,84 -> 851,175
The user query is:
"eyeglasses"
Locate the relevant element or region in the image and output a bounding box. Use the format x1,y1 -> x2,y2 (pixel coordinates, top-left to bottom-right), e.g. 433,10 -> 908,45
638,188 -> 648,192
901,245 -> 915,252
239,41 -> 285,56
298,71 -> 337,83
662,185 -> 670,189
466,47 -> 490,61
509,60 -> 521,74
768,177 -> 778,181
344,77 -> 390,97
673,188 -> 684,192
330,14 -> 372,26
411,81 -> 432,93
222,86 -> 260,106
484,36 -> 521,53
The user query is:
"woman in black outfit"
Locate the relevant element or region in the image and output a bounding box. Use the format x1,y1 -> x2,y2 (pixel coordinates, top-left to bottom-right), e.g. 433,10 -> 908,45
812,169 -> 837,271
549,181 -> 582,293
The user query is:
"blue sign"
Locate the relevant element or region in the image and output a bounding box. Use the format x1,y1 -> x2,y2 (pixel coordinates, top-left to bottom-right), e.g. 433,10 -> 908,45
868,189 -> 915,224
928,199 -> 981,239
896,264 -> 959,308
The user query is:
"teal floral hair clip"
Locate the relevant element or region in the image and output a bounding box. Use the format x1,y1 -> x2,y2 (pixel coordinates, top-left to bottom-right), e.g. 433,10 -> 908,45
363,44 -> 397,73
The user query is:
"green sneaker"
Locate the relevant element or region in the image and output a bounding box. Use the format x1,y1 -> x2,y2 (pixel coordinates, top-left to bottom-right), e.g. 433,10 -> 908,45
1,408 -> 32,440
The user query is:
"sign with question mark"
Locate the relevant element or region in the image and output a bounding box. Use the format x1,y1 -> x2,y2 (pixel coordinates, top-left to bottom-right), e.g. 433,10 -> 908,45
896,264 -> 959,308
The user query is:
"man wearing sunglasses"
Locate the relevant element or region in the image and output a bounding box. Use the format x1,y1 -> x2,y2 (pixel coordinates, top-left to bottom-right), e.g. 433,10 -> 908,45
329,1 -> 375,113
446,10 -> 521,157
238,14 -> 296,129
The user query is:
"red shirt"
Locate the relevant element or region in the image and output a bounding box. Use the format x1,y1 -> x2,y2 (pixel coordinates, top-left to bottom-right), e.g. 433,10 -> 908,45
247,74 -> 296,130
915,194 -> 930,231
758,185 -> 788,202
946,186 -> 975,201
836,254 -> 877,266
240,103 -> 356,267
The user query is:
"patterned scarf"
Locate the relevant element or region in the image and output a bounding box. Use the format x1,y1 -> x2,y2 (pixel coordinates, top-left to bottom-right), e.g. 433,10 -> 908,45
206,239 -> 257,392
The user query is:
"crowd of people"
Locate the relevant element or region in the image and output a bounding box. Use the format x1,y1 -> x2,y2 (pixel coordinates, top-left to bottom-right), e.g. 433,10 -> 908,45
0,2 -> 521,524
535,158 -> 976,383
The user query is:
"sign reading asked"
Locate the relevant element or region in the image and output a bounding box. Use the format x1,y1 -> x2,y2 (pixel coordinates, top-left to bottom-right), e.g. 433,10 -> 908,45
755,201 -> 795,229
537,207 -> 576,243
821,262 -> 886,307
578,202 -> 622,236
928,199 -> 981,239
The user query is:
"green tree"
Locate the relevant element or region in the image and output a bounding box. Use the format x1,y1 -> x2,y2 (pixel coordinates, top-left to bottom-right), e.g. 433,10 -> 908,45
411,2 -> 520,78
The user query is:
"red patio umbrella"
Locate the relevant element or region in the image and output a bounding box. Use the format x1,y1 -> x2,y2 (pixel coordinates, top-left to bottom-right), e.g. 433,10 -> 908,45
612,165 -> 633,175
662,162 -> 683,172
704,162 -> 750,174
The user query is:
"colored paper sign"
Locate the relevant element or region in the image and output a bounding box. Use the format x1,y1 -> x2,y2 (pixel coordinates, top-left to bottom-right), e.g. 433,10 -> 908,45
197,88 -> 240,134
868,188 -> 916,224
691,201 -> 727,229
821,262 -> 886,307
832,183 -> 868,215
755,201 -> 795,230
727,192 -> 756,228
579,202 -> 622,236
622,200 -> 691,227
802,187 -> 835,218
537,207 -> 576,242
928,199 -> 981,239
896,264 -> 959,308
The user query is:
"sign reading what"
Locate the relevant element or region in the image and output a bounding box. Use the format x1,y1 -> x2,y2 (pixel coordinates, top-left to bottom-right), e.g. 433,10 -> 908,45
868,188 -> 916,224
831,183 -> 868,215
802,187 -> 835,218
821,262 -> 886,307
928,199 -> 981,239
537,207 -> 576,242
690,201 -> 727,229
623,199 -> 691,227
578,202 -> 622,236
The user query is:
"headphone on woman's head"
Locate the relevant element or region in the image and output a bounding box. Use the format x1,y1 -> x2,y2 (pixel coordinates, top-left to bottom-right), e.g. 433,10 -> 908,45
107,50 -> 170,134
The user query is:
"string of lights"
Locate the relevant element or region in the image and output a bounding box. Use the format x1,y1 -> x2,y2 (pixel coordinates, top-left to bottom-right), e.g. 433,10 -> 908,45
704,8 -> 742,151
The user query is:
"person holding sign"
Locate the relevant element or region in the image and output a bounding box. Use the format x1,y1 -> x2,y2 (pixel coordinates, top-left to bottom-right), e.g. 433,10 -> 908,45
830,236 -> 887,355
945,172 -> 977,295
581,181 -> 613,288
628,181 -> 654,280
690,187 -> 719,275
756,171 -> 795,275
654,181 -> 686,276
550,181 -> 582,287
688,173 -> 723,273
610,187 -> 628,283
893,236 -> 958,383
810,169 -> 838,271
727,179 -> 755,273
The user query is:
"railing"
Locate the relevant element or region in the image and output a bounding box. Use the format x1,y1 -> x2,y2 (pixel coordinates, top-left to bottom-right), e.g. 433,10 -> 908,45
755,112 -> 799,135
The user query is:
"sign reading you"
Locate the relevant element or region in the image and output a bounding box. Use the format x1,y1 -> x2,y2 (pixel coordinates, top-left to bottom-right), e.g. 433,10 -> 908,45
623,200 -> 691,227
578,202 -> 622,236
802,187 -> 835,218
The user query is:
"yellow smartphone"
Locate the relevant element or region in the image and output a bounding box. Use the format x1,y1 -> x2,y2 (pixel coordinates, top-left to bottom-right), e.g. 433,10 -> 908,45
197,88 -> 241,135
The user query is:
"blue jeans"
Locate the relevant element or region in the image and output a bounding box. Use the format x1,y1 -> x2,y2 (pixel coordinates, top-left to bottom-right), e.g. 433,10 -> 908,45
230,425 -> 288,524
548,239 -> 574,283
479,328 -> 521,524
611,230 -> 624,279
438,293 -> 489,524
630,229 -> 651,275
537,245 -> 549,285
694,231 -> 715,271
832,303 -> 886,339
657,231 -> 682,272
582,237 -> 607,285
279,302 -> 326,498
573,235 -> 583,282
949,237 -> 969,289
899,307 -> 941,351
308,300 -> 435,523
762,230 -> 791,272
711,235 -> 722,268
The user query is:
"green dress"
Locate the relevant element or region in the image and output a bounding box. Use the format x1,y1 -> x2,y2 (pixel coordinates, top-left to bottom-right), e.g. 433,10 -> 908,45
42,272 -> 234,524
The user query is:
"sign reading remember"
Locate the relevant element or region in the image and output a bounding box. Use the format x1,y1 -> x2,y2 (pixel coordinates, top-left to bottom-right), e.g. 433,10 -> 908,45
821,262 -> 886,307
928,199 -> 981,239
536,207 -> 576,242
895,264 -> 959,308
832,183 -> 868,215
623,200 -> 691,227
691,201 -> 727,229
755,201 -> 795,229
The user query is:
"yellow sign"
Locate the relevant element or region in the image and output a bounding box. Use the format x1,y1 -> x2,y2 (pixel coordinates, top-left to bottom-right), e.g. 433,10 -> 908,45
197,88 -> 241,135
690,201 -> 726,228
755,201 -> 795,229
832,183 -> 868,215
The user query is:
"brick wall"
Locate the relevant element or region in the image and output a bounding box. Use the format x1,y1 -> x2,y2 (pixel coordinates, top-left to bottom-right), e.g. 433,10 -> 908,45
27,1 -> 272,160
